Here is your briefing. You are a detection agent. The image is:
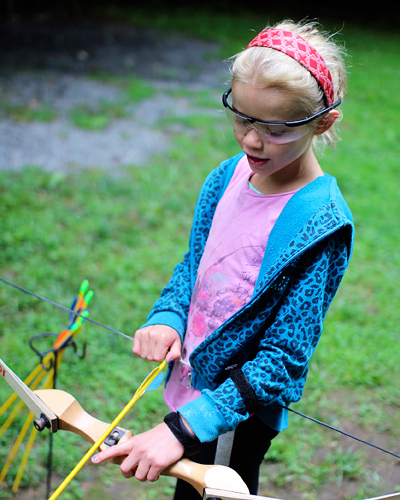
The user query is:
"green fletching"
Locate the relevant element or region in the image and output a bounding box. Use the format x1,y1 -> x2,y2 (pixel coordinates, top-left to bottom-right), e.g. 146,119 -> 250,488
79,280 -> 89,294
84,290 -> 94,305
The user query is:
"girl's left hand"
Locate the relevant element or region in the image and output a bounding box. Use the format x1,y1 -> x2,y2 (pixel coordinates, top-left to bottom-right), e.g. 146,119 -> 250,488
91,423 -> 185,482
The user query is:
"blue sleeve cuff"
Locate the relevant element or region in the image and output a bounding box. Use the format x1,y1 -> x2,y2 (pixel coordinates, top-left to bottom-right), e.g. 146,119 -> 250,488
178,393 -> 230,442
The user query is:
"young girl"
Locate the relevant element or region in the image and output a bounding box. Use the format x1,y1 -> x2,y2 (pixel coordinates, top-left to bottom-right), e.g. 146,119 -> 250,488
93,19 -> 354,497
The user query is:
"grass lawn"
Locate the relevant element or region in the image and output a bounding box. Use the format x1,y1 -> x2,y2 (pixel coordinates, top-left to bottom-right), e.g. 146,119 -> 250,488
1,7 -> 400,500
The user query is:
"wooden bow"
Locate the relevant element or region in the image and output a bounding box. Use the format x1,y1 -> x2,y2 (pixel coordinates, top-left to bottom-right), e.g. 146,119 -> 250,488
35,389 -> 400,500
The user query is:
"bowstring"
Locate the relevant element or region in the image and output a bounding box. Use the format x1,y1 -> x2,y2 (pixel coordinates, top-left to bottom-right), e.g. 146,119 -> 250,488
281,405 -> 400,460
2,276 -> 400,461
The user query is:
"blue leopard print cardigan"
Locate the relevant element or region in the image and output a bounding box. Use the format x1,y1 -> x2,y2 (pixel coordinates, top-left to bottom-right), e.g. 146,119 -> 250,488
143,152 -> 354,442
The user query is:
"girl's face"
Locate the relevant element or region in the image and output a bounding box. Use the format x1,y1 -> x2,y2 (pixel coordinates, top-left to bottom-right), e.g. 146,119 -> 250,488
231,80 -> 319,190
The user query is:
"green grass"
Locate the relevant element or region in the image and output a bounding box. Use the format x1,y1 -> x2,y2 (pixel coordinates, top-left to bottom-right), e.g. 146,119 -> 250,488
0,99 -> 57,123
69,100 -> 130,130
1,8 -> 400,500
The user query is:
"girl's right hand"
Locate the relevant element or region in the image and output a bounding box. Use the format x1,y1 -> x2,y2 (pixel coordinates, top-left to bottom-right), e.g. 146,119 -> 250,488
132,325 -> 182,364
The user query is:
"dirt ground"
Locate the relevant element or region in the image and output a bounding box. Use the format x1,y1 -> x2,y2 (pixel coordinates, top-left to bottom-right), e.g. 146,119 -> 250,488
0,17 -> 226,172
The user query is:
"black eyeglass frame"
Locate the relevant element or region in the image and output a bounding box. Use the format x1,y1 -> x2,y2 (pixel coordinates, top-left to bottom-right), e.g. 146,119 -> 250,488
222,88 -> 342,128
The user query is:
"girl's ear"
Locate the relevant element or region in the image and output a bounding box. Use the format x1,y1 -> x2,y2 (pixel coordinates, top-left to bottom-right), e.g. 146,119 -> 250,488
313,109 -> 340,136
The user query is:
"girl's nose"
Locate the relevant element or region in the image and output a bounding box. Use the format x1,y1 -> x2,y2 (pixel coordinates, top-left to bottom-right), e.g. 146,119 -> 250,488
243,126 -> 264,149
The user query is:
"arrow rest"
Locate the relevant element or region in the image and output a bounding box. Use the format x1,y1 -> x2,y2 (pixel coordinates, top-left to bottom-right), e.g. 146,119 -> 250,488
104,428 -> 127,447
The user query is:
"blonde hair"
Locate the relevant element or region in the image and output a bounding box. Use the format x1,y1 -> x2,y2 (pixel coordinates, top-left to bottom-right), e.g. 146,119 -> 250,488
229,20 -> 348,152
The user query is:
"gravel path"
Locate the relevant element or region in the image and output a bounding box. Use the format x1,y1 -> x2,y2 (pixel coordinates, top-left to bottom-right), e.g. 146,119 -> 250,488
0,19 -> 229,172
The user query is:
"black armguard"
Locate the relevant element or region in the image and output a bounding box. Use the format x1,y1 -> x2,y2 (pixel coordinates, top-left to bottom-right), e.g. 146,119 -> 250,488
164,412 -> 203,457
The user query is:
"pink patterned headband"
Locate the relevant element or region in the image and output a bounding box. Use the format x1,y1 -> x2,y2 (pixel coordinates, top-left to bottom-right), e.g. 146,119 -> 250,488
247,29 -> 335,107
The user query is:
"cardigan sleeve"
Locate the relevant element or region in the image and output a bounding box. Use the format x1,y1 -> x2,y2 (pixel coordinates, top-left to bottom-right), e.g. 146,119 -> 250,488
179,228 -> 351,442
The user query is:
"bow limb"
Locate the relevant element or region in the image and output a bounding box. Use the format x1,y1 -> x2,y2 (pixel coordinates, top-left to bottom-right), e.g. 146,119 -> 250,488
163,459 -> 249,496
34,389 -> 249,496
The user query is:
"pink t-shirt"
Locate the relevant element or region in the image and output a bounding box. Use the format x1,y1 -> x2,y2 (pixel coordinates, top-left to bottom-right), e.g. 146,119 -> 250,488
164,156 -> 297,411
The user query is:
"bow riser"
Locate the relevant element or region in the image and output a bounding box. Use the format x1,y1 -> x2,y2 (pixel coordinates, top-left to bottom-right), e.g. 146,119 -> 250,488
34,389 -> 132,459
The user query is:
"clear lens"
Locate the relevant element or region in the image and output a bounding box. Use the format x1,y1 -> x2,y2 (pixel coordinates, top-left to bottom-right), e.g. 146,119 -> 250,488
225,107 -> 310,145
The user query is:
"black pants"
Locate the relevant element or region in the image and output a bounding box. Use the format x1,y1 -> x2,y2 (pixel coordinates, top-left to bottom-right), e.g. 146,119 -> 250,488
173,416 -> 279,500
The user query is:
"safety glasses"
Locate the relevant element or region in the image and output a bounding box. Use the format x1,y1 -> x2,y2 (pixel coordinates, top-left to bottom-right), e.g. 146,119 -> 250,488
222,88 -> 342,145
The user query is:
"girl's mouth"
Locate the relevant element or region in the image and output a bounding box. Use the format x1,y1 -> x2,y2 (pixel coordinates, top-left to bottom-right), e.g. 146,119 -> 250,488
246,154 -> 268,168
